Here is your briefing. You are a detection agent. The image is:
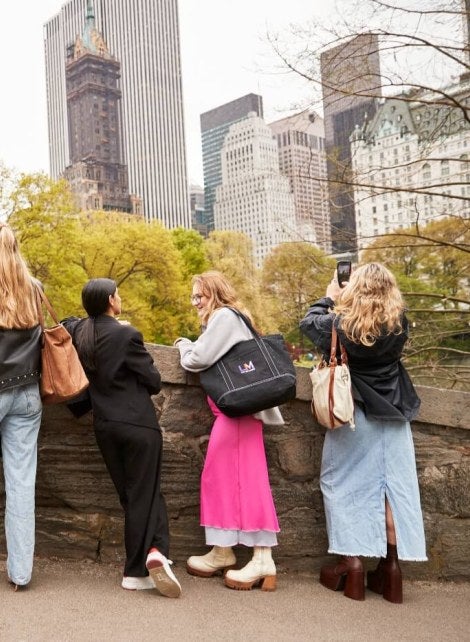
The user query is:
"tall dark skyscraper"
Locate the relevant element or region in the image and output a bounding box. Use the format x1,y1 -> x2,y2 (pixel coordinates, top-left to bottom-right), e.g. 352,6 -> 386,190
44,0 -> 190,227
200,93 -> 263,232
63,3 -> 139,213
320,33 -> 381,254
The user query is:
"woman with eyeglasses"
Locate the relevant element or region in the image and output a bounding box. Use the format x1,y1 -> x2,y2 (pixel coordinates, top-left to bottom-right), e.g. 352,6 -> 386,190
175,271 -> 282,592
63,278 -> 181,598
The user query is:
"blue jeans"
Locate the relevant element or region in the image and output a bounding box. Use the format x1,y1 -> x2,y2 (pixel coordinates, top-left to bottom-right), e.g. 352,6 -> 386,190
0,383 -> 42,585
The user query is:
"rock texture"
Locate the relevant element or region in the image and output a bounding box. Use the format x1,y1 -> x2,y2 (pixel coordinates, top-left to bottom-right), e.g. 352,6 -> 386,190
1,345 -> 469,579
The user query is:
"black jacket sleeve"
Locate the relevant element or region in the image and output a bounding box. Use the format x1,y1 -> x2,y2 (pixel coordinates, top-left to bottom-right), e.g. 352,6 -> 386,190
299,297 -> 336,355
122,325 -> 161,395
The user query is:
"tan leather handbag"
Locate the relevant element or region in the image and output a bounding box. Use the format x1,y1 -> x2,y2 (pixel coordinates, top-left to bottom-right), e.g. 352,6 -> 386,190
36,287 -> 89,405
309,322 -> 355,430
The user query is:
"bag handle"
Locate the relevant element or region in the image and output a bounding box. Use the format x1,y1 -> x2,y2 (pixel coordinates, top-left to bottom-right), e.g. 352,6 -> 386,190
329,320 -> 348,366
35,285 -> 60,328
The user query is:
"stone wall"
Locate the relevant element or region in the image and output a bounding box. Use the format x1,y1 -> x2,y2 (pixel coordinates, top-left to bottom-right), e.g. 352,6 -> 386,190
1,345 -> 469,579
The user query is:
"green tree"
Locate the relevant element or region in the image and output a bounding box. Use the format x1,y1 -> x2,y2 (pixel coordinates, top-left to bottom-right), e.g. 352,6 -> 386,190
170,227 -> 209,281
204,231 -> 278,332
205,230 -> 257,285
262,242 -> 335,346
170,227 -> 211,339
362,216 -> 470,389
2,170 -> 193,344
72,211 -> 187,344
6,172 -> 87,315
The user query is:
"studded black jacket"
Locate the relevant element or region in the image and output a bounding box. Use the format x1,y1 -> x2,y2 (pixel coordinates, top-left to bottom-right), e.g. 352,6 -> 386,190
0,325 -> 42,391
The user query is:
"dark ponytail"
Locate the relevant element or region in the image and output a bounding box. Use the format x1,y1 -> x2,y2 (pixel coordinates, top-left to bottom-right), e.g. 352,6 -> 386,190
75,278 -> 117,372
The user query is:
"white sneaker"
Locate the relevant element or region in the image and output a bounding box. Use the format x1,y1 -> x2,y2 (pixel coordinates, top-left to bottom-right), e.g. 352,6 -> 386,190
146,550 -> 182,598
121,575 -> 156,590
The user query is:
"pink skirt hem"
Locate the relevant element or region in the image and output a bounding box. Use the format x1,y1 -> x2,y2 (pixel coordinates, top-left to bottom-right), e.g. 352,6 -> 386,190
200,398 -> 280,533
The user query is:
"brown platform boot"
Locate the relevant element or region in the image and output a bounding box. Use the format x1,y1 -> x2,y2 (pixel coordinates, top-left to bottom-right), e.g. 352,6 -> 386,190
367,543 -> 403,604
320,556 -> 365,601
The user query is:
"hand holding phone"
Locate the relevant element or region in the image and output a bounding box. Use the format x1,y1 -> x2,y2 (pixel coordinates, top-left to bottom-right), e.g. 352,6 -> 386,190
337,261 -> 352,287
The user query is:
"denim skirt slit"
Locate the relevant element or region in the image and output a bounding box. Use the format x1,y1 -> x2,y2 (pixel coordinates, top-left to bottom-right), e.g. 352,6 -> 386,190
320,404 -> 427,561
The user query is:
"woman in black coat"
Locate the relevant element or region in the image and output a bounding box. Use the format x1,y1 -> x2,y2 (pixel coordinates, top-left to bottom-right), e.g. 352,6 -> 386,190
300,263 -> 426,603
64,278 -> 180,597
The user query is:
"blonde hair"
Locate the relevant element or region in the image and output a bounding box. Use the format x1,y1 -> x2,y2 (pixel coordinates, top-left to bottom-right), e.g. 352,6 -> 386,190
0,223 -> 39,329
334,262 -> 404,346
192,270 -> 253,326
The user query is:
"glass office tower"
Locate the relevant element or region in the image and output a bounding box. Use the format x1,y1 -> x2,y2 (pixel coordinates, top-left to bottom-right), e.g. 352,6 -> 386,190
200,93 -> 263,232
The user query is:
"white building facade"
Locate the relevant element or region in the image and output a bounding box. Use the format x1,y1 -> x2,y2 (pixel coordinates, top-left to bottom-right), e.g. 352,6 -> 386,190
44,0 -> 190,227
269,110 -> 331,253
214,113 -> 297,266
351,77 -> 470,249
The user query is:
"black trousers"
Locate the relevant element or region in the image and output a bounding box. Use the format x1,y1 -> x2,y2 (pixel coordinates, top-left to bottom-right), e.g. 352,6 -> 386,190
94,420 -> 170,577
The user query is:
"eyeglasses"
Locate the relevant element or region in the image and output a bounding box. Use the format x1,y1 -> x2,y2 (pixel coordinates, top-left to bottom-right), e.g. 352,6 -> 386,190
190,294 -> 204,304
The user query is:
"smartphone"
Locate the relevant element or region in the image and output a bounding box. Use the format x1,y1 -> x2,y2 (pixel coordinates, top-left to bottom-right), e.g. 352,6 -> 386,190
337,261 -> 352,287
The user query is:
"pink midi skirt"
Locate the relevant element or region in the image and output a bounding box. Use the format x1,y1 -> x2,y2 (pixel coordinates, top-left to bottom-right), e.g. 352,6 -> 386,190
200,398 -> 280,535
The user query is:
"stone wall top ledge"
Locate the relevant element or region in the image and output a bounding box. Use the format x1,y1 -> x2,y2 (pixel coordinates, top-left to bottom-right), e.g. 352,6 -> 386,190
147,344 -> 470,431
413,385 -> 470,431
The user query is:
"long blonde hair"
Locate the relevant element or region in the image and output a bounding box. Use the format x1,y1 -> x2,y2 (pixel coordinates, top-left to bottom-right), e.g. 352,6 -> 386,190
334,263 -> 404,346
0,223 -> 39,329
192,271 -> 253,326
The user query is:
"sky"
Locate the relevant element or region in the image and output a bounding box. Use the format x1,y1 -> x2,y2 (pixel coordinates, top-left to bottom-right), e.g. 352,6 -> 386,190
0,0 -> 332,186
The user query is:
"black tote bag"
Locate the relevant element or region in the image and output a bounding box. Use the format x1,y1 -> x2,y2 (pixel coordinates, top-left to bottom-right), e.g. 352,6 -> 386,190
199,308 -> 296,417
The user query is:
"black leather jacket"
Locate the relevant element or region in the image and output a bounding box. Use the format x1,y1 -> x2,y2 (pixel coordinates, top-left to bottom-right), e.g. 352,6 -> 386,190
0,325 -> 42,392
299,297 -> 421,421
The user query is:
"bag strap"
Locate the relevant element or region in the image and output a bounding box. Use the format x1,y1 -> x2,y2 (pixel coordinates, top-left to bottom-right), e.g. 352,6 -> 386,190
328,318 -> 349,428
225,306 -> 260,339
35,285 -> 60,328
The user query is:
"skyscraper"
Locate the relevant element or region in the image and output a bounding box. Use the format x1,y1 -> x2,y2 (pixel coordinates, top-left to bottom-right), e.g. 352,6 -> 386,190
214,112 -> 297,266
200,94 -> 263,232
320,33 -> 381,254
189,184 -> 207,236
63,3 -> 140,213
44,0 -> 190,227
270,110 -> 331,253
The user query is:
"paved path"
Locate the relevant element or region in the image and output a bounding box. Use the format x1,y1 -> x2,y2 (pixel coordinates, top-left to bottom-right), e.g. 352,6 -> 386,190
1,559 -> 469,641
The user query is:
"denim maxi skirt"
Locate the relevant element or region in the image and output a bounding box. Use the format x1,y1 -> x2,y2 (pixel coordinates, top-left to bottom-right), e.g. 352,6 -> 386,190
320,405 -> 427,561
